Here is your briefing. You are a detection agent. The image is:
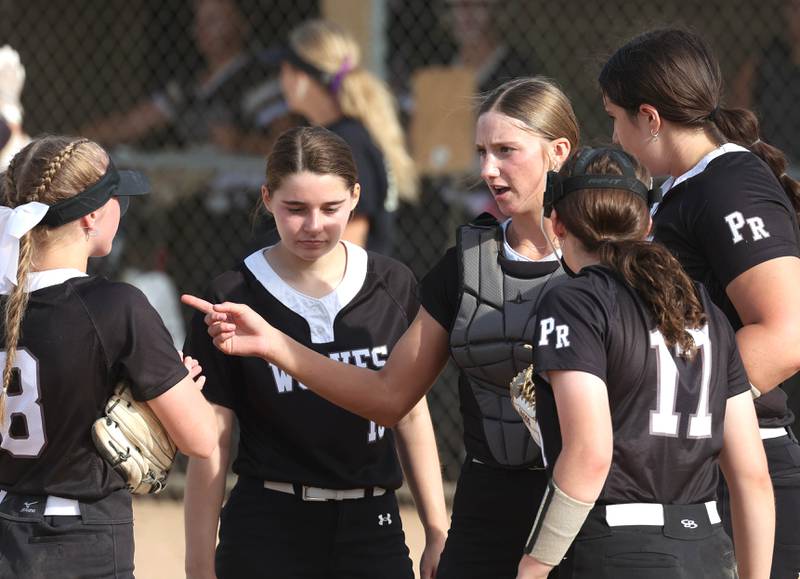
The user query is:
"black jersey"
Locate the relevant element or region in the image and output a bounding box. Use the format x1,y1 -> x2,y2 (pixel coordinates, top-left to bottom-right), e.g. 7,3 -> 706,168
420,241 -> 562,465
185,243 -> 417,490
533,266 -> 750,505
652,149 -> 800,427
0,272 -> 188,500
327,117 -> 395,256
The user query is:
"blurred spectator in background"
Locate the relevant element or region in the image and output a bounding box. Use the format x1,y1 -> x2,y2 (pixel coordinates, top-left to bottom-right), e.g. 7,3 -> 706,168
0,45 -> 30,170
81,0 -> 291,155
732,0 -> 800,170
398,0 -> 538,225
444,0 -> 533,95
278,19 -> 418,255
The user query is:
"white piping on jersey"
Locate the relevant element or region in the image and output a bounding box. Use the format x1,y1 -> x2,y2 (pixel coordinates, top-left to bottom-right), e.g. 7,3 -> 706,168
244,241 -> 368,344
652,143 -> 750,216
501,218 -> 557,262
0,268 -> 87,295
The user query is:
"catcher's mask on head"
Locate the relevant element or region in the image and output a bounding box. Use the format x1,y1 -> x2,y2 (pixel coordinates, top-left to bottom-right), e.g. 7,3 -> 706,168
40,160 -> 149,227
542,147 -> 660,218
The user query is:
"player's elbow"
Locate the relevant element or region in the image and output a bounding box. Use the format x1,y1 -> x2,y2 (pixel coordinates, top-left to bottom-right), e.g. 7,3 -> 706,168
175,419 -> 219,459
372,409 -> 403,429
367,376 -> 420,427
379,398 -> 422,428
565,440 -> 612,484
178,432 -> 217,459
583,450 -> 613,483
759,318 -> 800,375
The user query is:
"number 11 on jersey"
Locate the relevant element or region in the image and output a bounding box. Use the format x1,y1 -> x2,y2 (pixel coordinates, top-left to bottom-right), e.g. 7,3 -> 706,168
649,326 -> 713,439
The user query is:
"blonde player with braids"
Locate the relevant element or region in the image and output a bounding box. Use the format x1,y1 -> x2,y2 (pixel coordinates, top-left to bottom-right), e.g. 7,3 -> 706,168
280,19 -> 417,254
0,135 -> 217,578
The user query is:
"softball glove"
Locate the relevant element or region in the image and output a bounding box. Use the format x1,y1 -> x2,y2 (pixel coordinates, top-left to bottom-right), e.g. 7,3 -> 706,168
91,383 -> 176,494
509,364 -> 542,447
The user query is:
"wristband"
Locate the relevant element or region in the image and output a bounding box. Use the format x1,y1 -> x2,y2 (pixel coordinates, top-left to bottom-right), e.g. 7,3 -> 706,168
525,479 -> 594,565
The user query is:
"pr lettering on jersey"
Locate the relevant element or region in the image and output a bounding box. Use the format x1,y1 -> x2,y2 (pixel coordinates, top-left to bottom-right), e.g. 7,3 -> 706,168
724,211 -> 770,244
269,345 -> 389,393
538,318 -> 570,349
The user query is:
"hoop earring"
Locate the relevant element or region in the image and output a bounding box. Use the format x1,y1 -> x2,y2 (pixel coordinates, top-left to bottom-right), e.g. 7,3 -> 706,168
650,129 -> 659,141
84,228 -> 97,241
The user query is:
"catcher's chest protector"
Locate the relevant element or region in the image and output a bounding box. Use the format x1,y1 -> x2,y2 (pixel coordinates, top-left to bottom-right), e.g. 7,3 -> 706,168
450,221 -> 563,467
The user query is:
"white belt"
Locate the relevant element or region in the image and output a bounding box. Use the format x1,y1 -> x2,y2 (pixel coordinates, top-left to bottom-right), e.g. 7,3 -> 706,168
605,501 -> 720,527
44,496 -> 81,516
263,480 -> 386,501
760,427 -> 789,440
0,491 -> 80,516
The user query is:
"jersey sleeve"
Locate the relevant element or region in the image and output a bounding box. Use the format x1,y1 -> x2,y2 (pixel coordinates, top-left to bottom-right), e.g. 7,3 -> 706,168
419,247 -> 459,332
725,337 -> 751,399
183,282 -> 242,410
394,259 -> 421,322
95,283 -> 188,402
695,156 -> 800,288
340,133 -> 385,220
533,281 -> 609,382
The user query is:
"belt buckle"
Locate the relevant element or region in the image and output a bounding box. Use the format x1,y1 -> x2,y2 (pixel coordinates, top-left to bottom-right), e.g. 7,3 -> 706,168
300,486 -> 328,502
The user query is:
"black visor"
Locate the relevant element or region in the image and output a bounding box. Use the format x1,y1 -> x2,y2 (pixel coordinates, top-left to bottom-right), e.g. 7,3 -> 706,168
40,161 -> 149,227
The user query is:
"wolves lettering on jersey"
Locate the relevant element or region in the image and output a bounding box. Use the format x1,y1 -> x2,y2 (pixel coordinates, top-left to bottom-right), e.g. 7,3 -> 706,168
188,244 -> 418,489
269,346 -> 389,394
532,266 -> 750,505
267,345 -> 390,444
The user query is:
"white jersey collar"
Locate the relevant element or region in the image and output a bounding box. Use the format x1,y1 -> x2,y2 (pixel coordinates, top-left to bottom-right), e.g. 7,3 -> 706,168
660,143 -> 750,198
501,219 -> 557,262
244,241 -> 368,344
0,268 -> 88,295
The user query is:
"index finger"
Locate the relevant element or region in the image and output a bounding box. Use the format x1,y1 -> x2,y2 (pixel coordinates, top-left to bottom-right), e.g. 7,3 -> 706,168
181,294 -> 215,315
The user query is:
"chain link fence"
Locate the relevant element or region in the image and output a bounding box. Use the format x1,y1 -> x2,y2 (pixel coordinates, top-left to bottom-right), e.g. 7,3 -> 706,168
2,0 -> 797,480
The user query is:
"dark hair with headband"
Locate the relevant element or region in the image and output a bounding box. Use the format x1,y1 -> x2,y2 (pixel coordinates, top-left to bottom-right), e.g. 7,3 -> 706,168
554,147 -> 706,354
599,28 -> 800,218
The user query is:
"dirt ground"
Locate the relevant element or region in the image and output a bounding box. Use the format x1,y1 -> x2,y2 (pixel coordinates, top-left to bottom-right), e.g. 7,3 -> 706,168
133,498 -> 436,579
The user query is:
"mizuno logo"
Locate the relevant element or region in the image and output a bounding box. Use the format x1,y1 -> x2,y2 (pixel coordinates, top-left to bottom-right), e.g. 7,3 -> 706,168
20,501 -> 38,513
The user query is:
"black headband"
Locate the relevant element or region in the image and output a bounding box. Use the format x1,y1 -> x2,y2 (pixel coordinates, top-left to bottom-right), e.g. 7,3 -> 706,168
283,46 -> 334,87
543,148 -> 660,217
40,160 -> 149,227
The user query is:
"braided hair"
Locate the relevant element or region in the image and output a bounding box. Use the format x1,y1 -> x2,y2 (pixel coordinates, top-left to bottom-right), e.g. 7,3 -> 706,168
0,136 -> 106,425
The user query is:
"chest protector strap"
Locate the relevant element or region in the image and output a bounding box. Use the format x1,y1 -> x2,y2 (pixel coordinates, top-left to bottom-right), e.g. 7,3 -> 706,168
450,216 -> 561,467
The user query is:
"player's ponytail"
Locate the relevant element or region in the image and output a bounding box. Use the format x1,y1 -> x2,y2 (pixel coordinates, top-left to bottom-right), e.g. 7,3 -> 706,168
710,107 -> 800,217
599,27 -> 800,220
287,20 -> 418,204
597,240 -> 706,354
0,136 -> 107,426
554,148 -> 706,354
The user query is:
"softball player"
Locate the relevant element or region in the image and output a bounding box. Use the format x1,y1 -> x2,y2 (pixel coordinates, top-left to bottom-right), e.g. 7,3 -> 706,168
279,20 -> 418,255
600,28 -> 800,578
0,136 -> 217,578
184,76 -> 578,578
182,126 -> 447,579
517,147 -> 773,579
